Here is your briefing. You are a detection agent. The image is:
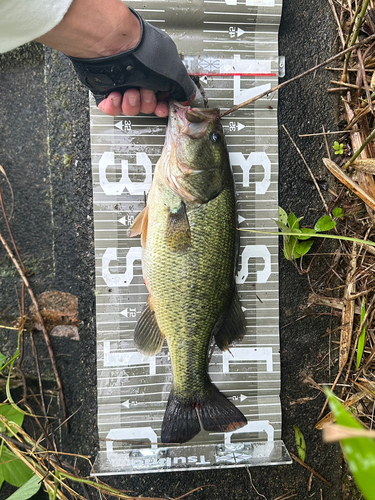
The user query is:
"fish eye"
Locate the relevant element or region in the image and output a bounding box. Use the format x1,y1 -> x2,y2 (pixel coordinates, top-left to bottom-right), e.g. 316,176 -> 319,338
210,132 -> 221,144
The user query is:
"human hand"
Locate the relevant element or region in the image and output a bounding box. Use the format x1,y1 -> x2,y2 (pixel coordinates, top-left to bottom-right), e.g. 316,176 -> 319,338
35,0 -> 195,117
98,89 -> 171,118
68,7 -> 196,117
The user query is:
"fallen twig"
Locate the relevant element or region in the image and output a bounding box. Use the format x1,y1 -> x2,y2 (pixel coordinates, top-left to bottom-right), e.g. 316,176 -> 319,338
290,453 -> 332,486
220,33 -> 375,117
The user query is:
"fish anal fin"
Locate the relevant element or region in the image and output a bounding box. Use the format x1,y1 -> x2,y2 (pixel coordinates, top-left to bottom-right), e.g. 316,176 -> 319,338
214,289 -> 246,351
166,202 -> 191,253
134,297 -> 165,356
128,207 -> 149,248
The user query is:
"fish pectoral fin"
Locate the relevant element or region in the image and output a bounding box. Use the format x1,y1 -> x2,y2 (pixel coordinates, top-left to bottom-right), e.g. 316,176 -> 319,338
166,202 -> 191,253
214,288 -> 247,351
128,206 -> 149,247
134,297 -> 165,355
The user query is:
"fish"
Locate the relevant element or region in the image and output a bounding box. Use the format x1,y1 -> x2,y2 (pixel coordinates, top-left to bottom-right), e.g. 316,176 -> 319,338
129,100 -> 247,444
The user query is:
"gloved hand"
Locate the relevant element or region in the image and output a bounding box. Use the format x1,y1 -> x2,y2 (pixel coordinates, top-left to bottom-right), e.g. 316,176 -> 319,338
68,8 -> 196,114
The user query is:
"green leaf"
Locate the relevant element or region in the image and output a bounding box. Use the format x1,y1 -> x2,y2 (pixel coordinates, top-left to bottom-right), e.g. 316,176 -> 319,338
287,212 -> 303,231
326,389 -> 375,500
0,447 -> 33,488
295,239 -> 314,256
314,215 -> 336,232
356,298 -> 367,370
298,228 -> 316,241
273,219 -> 290,233
332,207 -> 344,218
284,237 -> 301,260
0,353 -> 6,369
0,406 -> 24,435
5,474 -> 41,500
278,206 -> 288,225
294,425 -> 306,462
333,141 -> 340,149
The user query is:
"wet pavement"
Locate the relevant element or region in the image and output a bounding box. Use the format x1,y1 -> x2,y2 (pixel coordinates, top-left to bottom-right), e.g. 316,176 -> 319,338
0,1 -> 346,498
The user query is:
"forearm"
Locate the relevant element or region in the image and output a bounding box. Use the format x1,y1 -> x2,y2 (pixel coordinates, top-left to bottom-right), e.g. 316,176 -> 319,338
34,0 -> 141,58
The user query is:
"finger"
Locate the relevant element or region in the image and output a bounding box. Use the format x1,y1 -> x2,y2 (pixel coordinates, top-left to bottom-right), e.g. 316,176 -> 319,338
139,89 -> 157,114
154,101 -> 169,118
98,91 -> 122,116
122,88 -> 141,116
154,91 -> 169,117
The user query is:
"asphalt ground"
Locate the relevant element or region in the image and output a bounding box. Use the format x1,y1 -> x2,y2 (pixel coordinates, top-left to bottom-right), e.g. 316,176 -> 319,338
0,1 -> 347,498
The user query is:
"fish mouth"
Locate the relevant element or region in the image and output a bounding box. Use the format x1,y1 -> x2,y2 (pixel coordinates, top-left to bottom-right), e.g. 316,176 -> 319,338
169,100 -> 220,140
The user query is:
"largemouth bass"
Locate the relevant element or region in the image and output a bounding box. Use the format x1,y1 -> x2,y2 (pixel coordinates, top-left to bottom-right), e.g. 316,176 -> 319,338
129,101 -> 247,444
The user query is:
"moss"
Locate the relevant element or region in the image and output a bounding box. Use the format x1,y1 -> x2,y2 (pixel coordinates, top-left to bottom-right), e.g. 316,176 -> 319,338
0,43 -> 44,70
63,154 -> 73,167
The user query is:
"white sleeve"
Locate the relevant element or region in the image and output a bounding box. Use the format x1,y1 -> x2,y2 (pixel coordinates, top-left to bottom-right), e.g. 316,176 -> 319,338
0,0 -> 74,53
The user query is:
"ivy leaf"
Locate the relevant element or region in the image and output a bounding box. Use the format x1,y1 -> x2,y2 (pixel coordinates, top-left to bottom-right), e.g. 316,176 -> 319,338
314,215 -> 336,232
287,212 -> 303,231
5,474 -> 41,500
0,405 -> 24,435
326,389 -> 375,500
298,228 -> 316,241
333,207 -> 344,218
295,239 -> 314,257
284,238 -> 297,260
294,425 -> 306,462
278,206 -> 288,225
273,219 -> 290,233
0,447 -> 33,487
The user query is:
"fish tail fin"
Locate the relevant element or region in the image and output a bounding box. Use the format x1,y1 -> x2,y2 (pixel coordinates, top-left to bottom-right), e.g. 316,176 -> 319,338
161,383 -> 247,444
199,382 -> 247,434
161,389 -> 201,444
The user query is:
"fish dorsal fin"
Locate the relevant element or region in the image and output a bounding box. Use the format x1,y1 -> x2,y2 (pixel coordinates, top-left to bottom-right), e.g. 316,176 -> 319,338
166,202 -> 191,253
128,206 -> 148,247
134,296 -> 165,355
214,289 -> 246,351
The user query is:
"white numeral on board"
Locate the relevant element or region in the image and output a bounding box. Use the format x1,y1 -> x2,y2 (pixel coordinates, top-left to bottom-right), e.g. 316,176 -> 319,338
102,247 -> 142,286
224,421 -> 274,444
236,245 -> 271,284
103,341 -> 156,375
99,151 -> 152,196
225,0 -> 275,5
105,427 -> 158,452
222,347 -> 273,373
230,152 -> 271,194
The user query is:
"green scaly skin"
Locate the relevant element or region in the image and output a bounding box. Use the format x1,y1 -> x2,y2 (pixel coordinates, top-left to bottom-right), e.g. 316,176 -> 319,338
143,161 -> 236,401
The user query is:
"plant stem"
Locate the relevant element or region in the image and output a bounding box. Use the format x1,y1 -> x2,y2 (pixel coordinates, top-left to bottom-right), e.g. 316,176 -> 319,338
342,0 -> 370,82
343,126 -> 375,168
0,231 -> 68,427
220,33 -> 375,117
240,228 -> 375,248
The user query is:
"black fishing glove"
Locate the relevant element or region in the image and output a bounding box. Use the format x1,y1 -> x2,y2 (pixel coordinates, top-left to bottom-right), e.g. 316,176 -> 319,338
67,8 -> 196,106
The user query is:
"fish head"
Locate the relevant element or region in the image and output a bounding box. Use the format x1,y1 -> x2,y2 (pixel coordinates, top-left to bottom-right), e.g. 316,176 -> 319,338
164,100 -> 230,204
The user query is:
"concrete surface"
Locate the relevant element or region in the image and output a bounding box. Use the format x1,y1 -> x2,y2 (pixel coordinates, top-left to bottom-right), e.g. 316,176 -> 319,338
0,1 -> 347,498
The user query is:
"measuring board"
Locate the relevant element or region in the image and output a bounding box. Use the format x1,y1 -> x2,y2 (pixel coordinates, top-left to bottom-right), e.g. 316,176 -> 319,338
91,0 -> 290,475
